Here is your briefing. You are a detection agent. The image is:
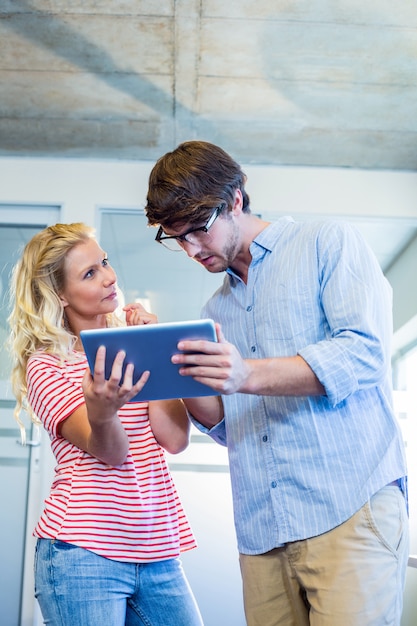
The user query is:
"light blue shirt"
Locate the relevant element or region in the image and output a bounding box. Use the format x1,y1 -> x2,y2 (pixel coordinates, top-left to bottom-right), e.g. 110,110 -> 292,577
194,217 -> 407,555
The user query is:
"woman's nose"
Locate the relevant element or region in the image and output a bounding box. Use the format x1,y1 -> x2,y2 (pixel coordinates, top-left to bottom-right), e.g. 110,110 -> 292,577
104,267 -> 117,285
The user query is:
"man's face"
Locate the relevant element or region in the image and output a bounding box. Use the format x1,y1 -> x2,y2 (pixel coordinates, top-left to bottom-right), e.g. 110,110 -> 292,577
162,210 -> 241,274
157,189 -> 246,273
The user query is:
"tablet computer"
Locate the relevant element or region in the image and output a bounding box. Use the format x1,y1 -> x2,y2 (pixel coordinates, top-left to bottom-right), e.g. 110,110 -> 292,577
80,318 -> 219,402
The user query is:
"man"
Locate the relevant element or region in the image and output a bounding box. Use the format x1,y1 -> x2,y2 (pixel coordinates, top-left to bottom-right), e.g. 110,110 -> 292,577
145,140 -> 409,626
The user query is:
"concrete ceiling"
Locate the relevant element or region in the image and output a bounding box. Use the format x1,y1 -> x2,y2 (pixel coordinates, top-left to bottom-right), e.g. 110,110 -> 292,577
1,1 -> 417,279
1,0 -> 417,169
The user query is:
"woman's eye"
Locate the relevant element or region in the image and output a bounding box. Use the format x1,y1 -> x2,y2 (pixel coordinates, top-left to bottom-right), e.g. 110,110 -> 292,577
84,269 -> 94,279
102,257 -> 109,266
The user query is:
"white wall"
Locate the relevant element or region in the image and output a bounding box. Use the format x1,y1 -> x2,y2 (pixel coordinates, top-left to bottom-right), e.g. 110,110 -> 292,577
2,155 -> 417,320
244,163 -> 417,221
0,157 -> 153,224
2,155 -> 417,221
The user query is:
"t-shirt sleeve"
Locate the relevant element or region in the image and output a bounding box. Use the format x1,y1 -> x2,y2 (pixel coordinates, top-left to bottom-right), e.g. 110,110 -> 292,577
26,353 -> 86,437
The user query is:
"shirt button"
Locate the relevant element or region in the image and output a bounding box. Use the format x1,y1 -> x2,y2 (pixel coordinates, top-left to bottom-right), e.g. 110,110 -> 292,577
251,345 -> 256,352
262,435 -> 268,442
271,481 -> 277,489
246,305 -> 252,312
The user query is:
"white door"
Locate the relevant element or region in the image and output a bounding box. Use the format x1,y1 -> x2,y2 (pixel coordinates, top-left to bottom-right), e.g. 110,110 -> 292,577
0,208 -> 59,626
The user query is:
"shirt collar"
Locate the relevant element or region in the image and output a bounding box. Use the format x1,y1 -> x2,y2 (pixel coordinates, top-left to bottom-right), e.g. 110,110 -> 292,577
251,216 -> 295,253
226,216 -> 295,279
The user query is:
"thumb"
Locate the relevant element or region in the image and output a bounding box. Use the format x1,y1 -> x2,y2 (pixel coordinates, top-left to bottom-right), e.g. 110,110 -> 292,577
215,322 -> 228,344
82,364 -> 93,391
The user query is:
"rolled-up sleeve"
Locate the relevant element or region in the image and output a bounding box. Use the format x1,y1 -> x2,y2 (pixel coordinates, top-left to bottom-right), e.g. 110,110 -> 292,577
299,222 -> 393,406
189,413 -> 228,446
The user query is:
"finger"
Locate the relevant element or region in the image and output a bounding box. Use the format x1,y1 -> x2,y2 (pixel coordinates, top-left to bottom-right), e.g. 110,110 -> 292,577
178,362 -> 225,377
176,338 -> 219,355
126,311 -> 140,326
123,302 -> 147,313
119,369 -> 151,400
173,339 -> 228,366
132,370 -> 151,392
107,350 -> 126,389
124,303 -> 146,326
117,361 -> 134,394
93,345 -> 107,381
126,310 -> 158,326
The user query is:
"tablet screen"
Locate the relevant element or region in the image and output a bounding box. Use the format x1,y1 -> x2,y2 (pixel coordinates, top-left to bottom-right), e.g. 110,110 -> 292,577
80,318 -> 219,402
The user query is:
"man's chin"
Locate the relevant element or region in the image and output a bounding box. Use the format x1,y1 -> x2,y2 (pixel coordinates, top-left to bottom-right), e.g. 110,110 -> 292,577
203,261 -> 228,274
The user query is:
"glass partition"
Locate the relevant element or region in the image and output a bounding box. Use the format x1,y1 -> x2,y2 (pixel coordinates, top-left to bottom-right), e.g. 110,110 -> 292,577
99,208 -> 223,321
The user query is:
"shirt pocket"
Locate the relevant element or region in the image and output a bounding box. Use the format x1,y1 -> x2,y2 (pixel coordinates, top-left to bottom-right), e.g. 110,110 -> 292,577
261,282 -> 319,341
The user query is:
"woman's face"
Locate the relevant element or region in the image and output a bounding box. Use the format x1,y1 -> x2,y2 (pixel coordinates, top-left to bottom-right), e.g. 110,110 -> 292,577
59,238 -> 118,325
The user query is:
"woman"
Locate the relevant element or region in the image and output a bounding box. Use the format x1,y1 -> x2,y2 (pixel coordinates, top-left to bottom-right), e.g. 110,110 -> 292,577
8,222 -> 212,626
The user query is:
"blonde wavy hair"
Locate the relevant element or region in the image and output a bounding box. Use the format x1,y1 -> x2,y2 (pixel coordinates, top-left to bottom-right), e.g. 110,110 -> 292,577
8,222 -> 122,435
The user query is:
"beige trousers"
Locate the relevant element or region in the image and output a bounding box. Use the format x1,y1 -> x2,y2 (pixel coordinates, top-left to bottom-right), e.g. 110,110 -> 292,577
239,484 -> 409,626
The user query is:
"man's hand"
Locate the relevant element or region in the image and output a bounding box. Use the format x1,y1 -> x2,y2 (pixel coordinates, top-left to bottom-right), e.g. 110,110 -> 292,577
171,323 -> 250,395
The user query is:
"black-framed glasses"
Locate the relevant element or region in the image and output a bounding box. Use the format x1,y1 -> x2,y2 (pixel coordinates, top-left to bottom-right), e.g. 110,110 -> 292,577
155,203 -> 225,251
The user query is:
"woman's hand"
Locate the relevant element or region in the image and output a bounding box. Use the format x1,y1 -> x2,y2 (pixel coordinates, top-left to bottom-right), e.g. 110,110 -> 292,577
60,347 -> 151,466
83,346 -> 150,413
123,302 -> 158,326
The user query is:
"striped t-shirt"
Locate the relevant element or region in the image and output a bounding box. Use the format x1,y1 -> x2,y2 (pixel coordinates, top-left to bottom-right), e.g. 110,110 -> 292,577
27,351 -> 196,562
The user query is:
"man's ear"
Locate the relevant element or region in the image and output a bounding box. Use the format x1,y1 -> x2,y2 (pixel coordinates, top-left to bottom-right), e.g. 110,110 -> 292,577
232,189 -> 243,215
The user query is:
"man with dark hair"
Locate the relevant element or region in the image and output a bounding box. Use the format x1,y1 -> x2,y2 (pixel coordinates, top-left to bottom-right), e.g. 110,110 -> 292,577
145,140 -> 409,626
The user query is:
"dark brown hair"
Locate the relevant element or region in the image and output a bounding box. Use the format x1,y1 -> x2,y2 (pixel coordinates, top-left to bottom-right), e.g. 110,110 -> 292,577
145,140 -> 250,228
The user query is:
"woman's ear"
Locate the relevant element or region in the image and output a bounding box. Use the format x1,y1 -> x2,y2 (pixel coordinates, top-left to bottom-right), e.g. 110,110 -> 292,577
59,294 -> 69,307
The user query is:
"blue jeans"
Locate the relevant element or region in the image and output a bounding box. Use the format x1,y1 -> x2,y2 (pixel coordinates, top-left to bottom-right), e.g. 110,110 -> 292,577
34,539 -> 204,626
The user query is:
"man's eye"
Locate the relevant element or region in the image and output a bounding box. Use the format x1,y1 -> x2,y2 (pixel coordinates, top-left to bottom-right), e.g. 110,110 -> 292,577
180,227 -> 203,240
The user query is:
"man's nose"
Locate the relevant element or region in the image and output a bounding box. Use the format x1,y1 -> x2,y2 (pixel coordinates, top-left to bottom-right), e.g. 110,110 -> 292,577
180,239 -> 202,257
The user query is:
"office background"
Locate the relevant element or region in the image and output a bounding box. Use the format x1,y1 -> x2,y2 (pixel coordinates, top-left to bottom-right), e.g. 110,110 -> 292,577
1,2 -> 417,623
0,159 -> 416,625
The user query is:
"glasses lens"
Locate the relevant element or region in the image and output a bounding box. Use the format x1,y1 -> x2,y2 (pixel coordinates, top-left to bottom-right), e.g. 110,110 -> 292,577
184,229 -> 211,246
156,205 -> 223,251
160,237 -> 183,251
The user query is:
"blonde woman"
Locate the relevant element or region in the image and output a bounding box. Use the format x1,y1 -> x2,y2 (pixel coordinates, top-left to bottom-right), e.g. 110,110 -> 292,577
9,223 -> 219,626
